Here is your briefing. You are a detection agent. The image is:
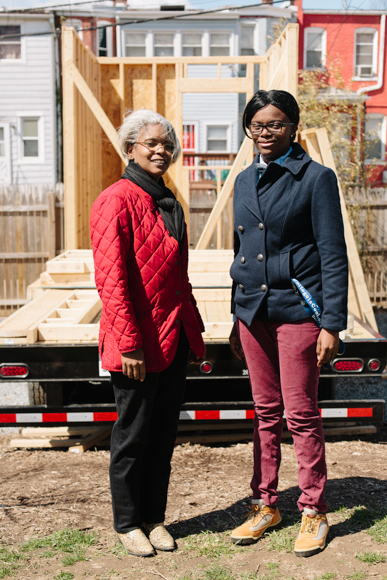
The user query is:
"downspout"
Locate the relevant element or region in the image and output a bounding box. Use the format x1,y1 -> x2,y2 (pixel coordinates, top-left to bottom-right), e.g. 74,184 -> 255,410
357,13 -> 385,95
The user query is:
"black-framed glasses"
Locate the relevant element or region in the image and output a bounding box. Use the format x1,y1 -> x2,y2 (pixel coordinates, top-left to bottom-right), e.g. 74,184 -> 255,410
134,140 -> 175,154
248,121 -> 295,135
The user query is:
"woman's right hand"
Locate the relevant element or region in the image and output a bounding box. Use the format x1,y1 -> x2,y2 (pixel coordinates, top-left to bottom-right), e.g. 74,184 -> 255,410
229,322 -> 244,360
121,348 -> 146,381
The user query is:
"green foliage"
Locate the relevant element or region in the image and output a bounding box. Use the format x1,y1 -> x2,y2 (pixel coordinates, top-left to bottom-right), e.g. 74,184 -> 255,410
53,573 -> 74,580
184,531 -> 245,559
20,528 -> 96,567
266,562 -> 279,570
0,564 -> 18,579
266,516 -> 299,553
347,572 -> 367,580
110,542 -> 127,557
356,551 -> 387,564
198,563 -> 234,580
368,513 -> 387,543
314,574 -> 337,580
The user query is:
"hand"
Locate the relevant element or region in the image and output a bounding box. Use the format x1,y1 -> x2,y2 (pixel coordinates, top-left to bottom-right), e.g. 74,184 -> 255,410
316,329 -> 339,367
188,347 -> 205,364
229,322 -> 244,360
121,348 -> 146,381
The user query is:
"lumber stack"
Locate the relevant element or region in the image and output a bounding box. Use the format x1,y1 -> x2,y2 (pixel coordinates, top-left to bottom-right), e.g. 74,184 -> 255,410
10,426 -> 112,452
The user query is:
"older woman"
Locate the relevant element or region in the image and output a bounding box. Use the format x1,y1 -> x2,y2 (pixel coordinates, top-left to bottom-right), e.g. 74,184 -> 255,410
90,110 -> 205,558
229,90 -> 348,557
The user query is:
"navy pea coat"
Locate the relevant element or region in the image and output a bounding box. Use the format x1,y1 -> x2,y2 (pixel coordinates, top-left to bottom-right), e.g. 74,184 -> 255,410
230,142 -> 348,332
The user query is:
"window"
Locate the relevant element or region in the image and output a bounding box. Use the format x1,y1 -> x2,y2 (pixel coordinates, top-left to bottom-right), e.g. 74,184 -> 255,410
98,26 -> 108,57
206,125 -> 229,152
0,25 -> 21,60
210,33 -> 230,57
304,28 -> 326,69
240,25 -> 255,55
154,33 -> 174,57
365,115 -> 385,162
182,33 -> 202,56
125,32 -> 146,57
355,29 -> 377,78
183,124 -> 197,151
22,119 -> 39,158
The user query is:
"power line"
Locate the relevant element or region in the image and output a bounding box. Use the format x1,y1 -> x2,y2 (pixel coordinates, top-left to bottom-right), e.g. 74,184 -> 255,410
0,0 -> 293,39
6,0 -> 111,12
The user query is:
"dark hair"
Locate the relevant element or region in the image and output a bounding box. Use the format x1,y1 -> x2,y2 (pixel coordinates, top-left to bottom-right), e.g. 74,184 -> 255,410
242,90 -> 300,139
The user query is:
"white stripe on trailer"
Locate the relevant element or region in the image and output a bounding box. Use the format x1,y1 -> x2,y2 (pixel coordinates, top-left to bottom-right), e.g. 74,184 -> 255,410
67,412 -> 94,422
220,410 -> 247,419
179,410 -> 195,420
320,408 -> 348,418
16,413 -> 42,423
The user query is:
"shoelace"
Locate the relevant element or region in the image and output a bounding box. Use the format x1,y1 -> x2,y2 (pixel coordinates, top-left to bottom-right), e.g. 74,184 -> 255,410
300,514 -> 325,534
245,504 -> 273,524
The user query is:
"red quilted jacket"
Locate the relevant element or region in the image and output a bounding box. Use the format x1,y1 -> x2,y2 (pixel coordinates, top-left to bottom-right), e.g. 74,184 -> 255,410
90,179 -> 205,372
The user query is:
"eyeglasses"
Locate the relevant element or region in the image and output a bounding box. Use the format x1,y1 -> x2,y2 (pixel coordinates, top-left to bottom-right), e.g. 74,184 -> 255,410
134,140 -> 175,154
248,121 -> 295,135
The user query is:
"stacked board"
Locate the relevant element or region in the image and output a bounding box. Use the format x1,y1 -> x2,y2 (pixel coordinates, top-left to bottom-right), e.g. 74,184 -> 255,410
2,250 -> 234,345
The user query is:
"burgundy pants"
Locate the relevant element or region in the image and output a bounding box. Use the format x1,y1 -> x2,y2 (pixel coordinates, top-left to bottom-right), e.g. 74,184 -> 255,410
237,317 -> 327,513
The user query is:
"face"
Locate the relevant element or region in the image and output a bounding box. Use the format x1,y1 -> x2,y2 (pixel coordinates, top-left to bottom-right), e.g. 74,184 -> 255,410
127,124 -> 173,182
249,104 -> 297,162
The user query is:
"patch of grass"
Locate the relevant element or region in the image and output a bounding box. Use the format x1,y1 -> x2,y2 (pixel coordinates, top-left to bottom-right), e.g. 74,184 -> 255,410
110,542 -> 127,557
0,564 -> 19,579
184,531 -> 244,559
199,563 -> 234,580
53,573 -> 74,580
356,551 -> 387,564
315,574 -> 337,580
39,550 -> 56,559
265,517 -> 299,553
20,528 -> 96,567
266,562 -> 279,570
368,514 -> 387,543
347,572 -> 367,580
0,548 -> 23,565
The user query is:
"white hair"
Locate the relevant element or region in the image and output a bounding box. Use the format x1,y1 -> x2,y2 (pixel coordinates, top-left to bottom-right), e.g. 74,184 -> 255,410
117,109 -> 181,164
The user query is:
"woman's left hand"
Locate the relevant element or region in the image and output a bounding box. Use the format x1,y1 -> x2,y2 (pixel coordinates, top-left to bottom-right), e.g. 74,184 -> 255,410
316,328 -> 339,367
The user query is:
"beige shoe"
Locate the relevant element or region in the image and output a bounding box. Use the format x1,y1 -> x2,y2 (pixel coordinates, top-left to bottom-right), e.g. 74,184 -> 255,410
294,509 -> 329,557
117,528 -> 155,557
231,499 -> 282,545
143,522 -> 176,551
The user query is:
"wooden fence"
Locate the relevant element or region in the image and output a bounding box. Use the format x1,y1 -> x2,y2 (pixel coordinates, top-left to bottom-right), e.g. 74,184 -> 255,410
346,186 -> 387,306
0,184 -> 64,316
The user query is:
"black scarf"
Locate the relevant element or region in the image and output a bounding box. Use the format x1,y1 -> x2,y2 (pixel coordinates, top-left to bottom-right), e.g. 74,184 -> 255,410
122,162 -> 186,254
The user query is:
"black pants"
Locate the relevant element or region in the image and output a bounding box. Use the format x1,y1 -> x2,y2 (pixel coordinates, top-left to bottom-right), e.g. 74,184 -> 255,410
109,328 -> 190,533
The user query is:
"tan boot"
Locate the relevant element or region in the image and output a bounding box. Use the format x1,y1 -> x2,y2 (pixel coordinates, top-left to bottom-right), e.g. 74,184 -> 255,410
231,499 -> 282,545
294,509 -> 329,557
117,528 -> 155,557
143,522 -> 176,552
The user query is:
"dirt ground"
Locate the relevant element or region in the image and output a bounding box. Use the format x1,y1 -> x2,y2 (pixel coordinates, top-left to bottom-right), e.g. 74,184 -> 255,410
0,433 -> 387,580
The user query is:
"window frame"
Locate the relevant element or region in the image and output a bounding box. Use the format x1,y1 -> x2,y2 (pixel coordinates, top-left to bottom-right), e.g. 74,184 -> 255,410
181,32 -> 203,57
97,20 -> 113,58
182,121 -> 199,153
205,123 -> 231,153
64,19 -> 83,41
16,113 -> 45,165
0,122 -> 11,184
364,113 -> 386,165
209,31 -> 232,57
0,23 -> 23,63
153,31 -> 175,57
240,23 -> 256,56
124,30 -> 147,57
303,27 -> 326,70
353,27 -> 378,80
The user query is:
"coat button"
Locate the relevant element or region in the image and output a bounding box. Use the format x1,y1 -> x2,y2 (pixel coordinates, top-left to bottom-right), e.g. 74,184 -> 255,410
238,284 -> 245,291
258,223 -> 264,230
176,291 -> 180,295
241,257 -> 245,264
238,225 -> 244,233
175,319 -> 179,324
261,284 -> 267,292
176,260 -> 179,265
257,254 -> 263,262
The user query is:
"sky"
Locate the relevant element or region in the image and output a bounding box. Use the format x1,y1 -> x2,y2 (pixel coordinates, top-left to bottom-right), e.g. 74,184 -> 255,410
1,0 -> 381,16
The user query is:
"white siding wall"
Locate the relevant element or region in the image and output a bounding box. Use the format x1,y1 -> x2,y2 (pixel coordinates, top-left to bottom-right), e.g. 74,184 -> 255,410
0,17 -> 56,186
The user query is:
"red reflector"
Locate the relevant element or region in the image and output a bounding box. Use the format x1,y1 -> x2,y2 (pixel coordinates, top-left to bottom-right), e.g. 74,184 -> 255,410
0,365 -> 29,378
196,410 -> 220,420
94,412 -> 118,422
246,410 -> 255,419
200,362 -> 213,374
348,407 -> 373,418
333,360 -> 363,372
42,413 -> 67,423
0,414 -> 16,423
368,359 -> 381,372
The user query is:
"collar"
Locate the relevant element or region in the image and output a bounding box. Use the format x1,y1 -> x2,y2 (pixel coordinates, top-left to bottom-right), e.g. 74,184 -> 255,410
253,142 -> 312,178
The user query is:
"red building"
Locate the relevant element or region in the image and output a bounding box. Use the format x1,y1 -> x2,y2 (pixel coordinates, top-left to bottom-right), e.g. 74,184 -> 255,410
295,0 -> 387,185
